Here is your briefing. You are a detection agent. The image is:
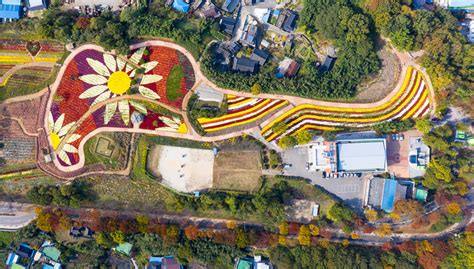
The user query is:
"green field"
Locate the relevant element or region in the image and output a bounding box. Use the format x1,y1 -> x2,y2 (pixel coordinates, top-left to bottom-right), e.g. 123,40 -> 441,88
166,64 -> 185,101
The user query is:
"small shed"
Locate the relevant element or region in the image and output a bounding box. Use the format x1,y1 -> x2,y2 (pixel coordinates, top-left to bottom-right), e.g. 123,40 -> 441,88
172,0 -> 190,12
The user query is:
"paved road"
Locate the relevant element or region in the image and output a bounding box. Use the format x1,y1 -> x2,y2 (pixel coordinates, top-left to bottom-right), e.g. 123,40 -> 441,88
0,202 -> 36,231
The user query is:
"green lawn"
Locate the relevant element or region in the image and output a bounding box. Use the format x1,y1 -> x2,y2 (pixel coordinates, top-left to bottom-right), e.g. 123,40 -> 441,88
166,64 -> 185,101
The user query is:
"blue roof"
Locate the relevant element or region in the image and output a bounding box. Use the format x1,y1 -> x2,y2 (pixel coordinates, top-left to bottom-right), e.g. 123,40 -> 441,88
381,179 -> 397,212
0,4 -> 21,19
172,0 -> 189,12
273,9 -> 280,17
43,264 -> 54,269
1,0 -> 21,5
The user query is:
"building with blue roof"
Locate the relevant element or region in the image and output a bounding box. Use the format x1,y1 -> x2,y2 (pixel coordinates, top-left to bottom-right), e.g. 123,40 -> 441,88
367,177 -> 414,213
172,0 -> 190,13
0,1 -> 21,21
147,256 -> 183,269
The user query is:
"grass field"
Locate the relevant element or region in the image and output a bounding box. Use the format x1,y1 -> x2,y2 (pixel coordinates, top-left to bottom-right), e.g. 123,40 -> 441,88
166,64 -> 185,101
212,150 -> 262,192
84,133 -> 129,170
0,231 -> 16,261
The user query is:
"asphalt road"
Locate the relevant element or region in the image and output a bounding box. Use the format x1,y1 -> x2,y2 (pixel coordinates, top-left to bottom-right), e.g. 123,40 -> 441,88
0,202 -> 36,231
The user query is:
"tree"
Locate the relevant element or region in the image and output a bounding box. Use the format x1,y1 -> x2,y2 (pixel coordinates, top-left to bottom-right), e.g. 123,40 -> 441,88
136,214 -> 149,233
309,224 -> 319,236
327,203 -> 354,223
375,224 -> 392,237
96,232 -> 113,247
235,228 -> 249,248
415,118 -> 432,133
364,209 -> 379,222
394,200 -> 423,218
226,220 -> 237,230
294,130 -> 313,145
251,83 -> 262,95
279,222 -> 289,235
110,230 -> 125,244
446,202 -> 461,216
277,135 -> 298,149
298,225 -> 311,246
184,225 -> 199,240
342,239 -> 350,248
272,122 -> 288,134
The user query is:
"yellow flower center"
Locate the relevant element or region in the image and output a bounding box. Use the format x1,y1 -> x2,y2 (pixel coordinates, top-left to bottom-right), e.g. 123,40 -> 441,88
50,132 -> 61,150
108,71 -> 131,95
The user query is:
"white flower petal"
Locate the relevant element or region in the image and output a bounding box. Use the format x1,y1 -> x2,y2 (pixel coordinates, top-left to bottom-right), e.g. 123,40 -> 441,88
58,121 -> 75,137
103,54 -> 117,72
172,116 -> 182,124
58,151 -> 71,165
156,127 -> 178,132
80,74 -> 108,85
67,134 -> 81,143
138,86 -> 161,100
53,114 -> 65,134
129,47 -> 145,65
125,64 -> 134,73
141,74 -> 163,85
141,61 -> 158,73
116,57 -> 126,71
63,144 -> 78,153
104,101 -> 118,124
79,85 -> 108,99
91,91 -> 111,107
87,58 -> 110,76
48,112 -> 54,132
118,100 -> 130,125
129,100 -> 148,114
159,116 -> 179,129
129,69 -> 136,78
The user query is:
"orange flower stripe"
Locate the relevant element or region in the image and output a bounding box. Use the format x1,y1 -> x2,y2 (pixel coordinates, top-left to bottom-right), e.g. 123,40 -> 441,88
261,67 -> 431,142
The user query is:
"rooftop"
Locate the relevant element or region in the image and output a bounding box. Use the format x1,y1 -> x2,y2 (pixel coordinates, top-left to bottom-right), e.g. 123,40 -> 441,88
336,139 -> 387,172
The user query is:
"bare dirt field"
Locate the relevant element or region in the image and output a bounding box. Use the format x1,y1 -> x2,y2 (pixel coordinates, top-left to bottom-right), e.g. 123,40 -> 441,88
212,150 -> 262,192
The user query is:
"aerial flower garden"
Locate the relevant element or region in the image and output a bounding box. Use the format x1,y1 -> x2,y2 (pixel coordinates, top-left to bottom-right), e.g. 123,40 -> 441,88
48,45 -> 194,167
261,66 -> 431,142
197,95 -> 289,133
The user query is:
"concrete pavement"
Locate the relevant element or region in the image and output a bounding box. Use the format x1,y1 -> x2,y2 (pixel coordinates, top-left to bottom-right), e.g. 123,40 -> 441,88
0,202 -> 36,231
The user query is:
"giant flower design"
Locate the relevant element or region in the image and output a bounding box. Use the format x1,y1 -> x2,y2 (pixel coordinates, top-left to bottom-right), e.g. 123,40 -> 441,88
48,112 -> 81,165
157,116 -> 187,133
79,47 -> 162,125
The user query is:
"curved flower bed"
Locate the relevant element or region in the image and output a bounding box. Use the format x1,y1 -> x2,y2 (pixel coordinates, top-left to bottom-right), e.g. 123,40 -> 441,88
261,67 -> 431,142
198,95 -> 289,132
48,45 -> 193,167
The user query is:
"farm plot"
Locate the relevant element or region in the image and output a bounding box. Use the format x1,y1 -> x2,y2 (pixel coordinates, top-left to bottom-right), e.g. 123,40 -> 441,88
212,150 -> 262,192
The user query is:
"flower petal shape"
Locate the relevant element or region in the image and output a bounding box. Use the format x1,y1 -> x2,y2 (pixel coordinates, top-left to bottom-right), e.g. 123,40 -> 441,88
79,85 -> 108,99
156,126 -> 178,132
141,74 -> 163,85
159,116 -> 179,129
129,47 -> 145,65
91,91 -> 111,107
141,61 -> 158,73
58,121 -> 75,137
58,150 -> 71,165
67,134 -> 81,143
129,100 -> 147,114
116,57 -> 126,71
118,100 -> 130,125
103,54 -> 116,72
87,58 -> 110,76
53,113 -> 65,134
48,112 -> 54,131
63,144 -> 78,153
104,101 -> 118,124
80,74 -> 108,85
138,86 -> 161,100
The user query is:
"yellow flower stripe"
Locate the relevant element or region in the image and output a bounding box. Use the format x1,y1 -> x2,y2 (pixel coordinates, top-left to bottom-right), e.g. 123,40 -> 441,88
0,55 -> 32,63
263,73 -> 423,142
35,57 -> 60,63
198,99 -> 272,124
261,67 -> 416,134
402,89 -> 428,120
0,74 -> 12,87
203,100 -> 289,132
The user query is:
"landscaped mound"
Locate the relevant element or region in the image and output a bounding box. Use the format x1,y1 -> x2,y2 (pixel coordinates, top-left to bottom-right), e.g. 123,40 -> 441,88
48,45 -> 194,167
261,67 -> 431,142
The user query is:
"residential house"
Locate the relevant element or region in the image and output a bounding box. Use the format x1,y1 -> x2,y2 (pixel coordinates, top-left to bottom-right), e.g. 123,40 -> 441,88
147,256 -> 183,269
220,16 -> 236,36
250,48 -> 270,66
236,256 -> 273,269
232,57 -> 259,73
6,243 -> 36,269
190,0 -> 203,11
172,0 -> 190,13
240,16 -> 261,47
283,11 -> 297,32
27,0 -> 46,11
69,226 -> 94,238
285,60 -> 300,77
202,4 -> 220,18
0,0 -> 21,22
222,0 -> 239,13
366,177 -> 414,212
226,41 -> 241,54
276,58 -> 300,78
215,43 -> 232,70
320,56 -> 336,73
114,242 -> 133,256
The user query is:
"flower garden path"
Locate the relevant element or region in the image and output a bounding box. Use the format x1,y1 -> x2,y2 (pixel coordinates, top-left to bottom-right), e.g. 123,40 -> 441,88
0,40 -> 435,178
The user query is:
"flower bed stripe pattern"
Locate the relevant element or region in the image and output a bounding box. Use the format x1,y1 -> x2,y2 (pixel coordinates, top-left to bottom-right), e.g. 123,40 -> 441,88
198,95 -> 289,132
261,67 -> 431,142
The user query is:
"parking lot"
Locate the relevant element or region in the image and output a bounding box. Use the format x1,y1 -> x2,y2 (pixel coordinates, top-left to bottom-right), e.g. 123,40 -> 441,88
281,146 -> 369,211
